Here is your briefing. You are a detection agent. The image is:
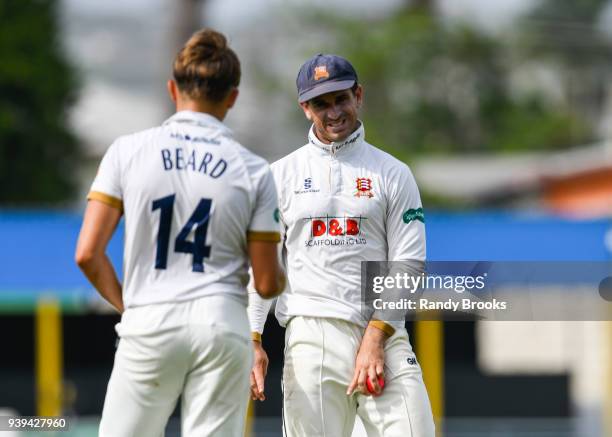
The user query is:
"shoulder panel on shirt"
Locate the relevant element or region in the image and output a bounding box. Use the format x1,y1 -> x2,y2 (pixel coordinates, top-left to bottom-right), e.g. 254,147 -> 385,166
270,144 -> 310,173
362,141 -> 414,173
270,144 -> 310,201
360,142 -> 420,198
233,141 -> 273,193
111,126 -> 167,172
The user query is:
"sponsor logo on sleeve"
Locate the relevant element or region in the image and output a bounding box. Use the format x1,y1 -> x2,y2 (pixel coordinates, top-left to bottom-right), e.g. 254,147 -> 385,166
402,207 -> 425,224
273,208 -> 280,223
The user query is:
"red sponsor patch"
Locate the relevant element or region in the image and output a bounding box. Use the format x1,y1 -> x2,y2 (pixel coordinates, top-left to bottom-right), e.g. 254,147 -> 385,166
311,217 -> 361,237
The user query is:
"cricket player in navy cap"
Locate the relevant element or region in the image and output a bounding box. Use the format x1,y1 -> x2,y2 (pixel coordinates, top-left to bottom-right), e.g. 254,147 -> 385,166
248,53 -> 435,436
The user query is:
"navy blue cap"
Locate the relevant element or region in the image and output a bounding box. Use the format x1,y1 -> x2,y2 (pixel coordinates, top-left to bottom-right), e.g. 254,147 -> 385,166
296,54 -> 358,103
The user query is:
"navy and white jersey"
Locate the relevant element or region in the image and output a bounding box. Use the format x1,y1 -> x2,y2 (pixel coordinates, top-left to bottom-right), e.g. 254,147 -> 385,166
88,110 -> 279,309
248,122 -> 425,333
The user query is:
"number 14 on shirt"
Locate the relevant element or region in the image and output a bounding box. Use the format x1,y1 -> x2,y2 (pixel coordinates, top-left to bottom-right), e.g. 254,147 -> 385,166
152,194 -> 212,272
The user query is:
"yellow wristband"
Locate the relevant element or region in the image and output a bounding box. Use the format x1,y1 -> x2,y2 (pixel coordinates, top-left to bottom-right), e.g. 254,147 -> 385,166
251,332 -> 262,342
368,320 -> 395,337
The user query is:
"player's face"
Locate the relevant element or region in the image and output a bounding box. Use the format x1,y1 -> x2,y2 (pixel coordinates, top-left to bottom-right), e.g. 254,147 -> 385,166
301,86 -> 362,144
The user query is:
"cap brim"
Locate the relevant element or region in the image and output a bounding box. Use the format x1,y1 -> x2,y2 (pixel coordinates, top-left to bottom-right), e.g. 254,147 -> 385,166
298,79 -> 356,103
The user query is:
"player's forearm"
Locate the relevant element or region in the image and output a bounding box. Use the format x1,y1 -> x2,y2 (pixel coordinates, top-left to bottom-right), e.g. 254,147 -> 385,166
248,240 -> 286,298
364,323 -> 391,345
77,254 -> 124,313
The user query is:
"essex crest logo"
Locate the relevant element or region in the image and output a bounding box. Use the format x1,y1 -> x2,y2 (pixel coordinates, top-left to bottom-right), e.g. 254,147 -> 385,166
355,177 -> 374,198
314,65 -> 329,81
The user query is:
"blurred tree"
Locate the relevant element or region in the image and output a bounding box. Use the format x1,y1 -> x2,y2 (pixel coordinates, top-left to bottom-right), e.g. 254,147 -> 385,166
300,1 -> 594,160
519,0 -> 612,137
0,0 -> 81,205
527,0 -> 607,25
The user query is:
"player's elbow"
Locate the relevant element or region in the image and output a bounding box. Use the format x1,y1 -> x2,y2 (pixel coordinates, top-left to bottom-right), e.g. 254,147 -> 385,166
255,271 -> 285,299
75,247 -> 96,271
256,285 -> 279,299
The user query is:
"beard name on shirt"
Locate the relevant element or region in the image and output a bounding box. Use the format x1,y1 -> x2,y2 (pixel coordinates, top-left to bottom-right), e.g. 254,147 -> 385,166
303,215 -> 368,247
160,148 -> 228,179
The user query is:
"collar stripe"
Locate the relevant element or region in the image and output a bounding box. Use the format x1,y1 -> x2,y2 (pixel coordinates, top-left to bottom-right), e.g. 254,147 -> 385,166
163,110 -> 232,136
308,122 -> 365,154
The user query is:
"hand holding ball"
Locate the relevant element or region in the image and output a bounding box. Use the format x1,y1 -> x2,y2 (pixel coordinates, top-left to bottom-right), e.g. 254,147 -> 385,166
366,375 -> 385,396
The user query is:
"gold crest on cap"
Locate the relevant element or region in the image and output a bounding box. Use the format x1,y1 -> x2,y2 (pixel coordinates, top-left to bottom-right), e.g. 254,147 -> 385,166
314,65 -> 329,81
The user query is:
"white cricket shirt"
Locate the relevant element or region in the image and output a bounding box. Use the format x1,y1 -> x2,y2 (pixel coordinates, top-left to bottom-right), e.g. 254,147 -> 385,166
248,123 -> 425,333
88,110 -> 279,309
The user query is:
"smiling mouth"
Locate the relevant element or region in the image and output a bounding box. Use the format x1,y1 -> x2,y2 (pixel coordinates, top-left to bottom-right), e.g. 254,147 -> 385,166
326,119 -> 346,131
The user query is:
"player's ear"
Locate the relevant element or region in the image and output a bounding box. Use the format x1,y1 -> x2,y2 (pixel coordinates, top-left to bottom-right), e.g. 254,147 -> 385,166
167,80 -> 179,104
300,102 -> 312,121
354,84 -> 363,109
224,87 -> 239,109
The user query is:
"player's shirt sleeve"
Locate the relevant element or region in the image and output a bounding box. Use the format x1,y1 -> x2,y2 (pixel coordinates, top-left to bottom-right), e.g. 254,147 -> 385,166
87,140 -> 123,211
247,164 -> 281,242
371,163 -> 426,334
247,162 -> 287,336
385,163 -> 426,263
247,213 -> 288,336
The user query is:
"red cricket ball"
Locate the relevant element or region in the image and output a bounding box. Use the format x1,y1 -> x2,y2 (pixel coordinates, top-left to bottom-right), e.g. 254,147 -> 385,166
366,375 -> 385,396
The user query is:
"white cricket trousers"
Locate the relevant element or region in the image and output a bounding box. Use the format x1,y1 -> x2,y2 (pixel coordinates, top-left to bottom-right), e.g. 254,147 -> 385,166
282,317 -> 435,437
99,295 -> 252,437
